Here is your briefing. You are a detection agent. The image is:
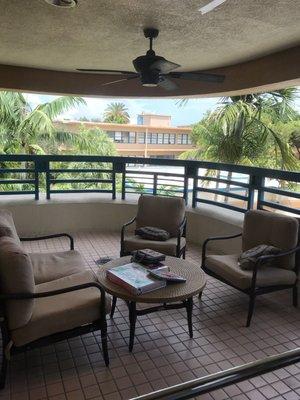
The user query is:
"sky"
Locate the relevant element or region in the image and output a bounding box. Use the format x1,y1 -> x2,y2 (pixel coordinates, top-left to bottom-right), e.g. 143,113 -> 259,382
25,91 -> 300,127
24,93 -> 220,126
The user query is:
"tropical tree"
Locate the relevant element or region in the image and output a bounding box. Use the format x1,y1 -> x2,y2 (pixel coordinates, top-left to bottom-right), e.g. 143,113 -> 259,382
0,91 -> 86,154
180,88 -> 299,171
103,102 -> 130,124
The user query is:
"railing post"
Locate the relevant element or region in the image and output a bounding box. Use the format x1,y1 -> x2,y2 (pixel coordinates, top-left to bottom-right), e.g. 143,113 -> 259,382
185,164 -> 198,208
247,175 -> 256,210
34,160 -> 39,201
113,161 -> 125,200
153,174 -> 157,195
256,176 -> 265,210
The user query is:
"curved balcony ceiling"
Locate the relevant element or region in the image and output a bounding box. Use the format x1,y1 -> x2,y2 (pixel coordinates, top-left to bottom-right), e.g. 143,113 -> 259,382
0,0 -> 299,96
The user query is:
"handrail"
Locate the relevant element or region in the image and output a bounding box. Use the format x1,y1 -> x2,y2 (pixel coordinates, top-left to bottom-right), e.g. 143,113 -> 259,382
0,154 -> 299,215
130,348 -> 300,400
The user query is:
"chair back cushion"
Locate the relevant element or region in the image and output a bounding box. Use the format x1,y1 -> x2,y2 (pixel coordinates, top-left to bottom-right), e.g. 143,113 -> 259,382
242,210 -> 298,269
135,195 -> 185,237
0,209 -> 21,245
0,237 -> 35,330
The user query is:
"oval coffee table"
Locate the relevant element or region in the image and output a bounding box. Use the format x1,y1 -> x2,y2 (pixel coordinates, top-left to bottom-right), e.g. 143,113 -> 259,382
97,256 -> 206,351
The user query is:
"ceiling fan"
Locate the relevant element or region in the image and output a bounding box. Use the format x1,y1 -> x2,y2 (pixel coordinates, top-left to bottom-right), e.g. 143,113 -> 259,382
77,28 -> 225,91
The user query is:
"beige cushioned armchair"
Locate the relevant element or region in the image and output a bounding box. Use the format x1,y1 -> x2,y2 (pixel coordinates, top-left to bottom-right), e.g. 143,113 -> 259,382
202,210 -> 299,327
0,210 -> 110,388
121,194 -> 187,258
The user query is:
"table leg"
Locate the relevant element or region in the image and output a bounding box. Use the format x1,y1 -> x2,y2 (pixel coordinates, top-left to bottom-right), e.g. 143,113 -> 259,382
128,301 -> 137,352
110,296 -> 117,318
186,297 -> 193,338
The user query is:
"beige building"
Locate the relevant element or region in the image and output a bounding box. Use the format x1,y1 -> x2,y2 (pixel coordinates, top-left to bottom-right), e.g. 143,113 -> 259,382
56,114 -> 194,158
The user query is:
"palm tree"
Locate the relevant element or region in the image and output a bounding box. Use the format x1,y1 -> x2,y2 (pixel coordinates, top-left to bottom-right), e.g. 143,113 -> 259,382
103,102 -> 130,124
180,88 -> 299,171
0,91 -> 86,154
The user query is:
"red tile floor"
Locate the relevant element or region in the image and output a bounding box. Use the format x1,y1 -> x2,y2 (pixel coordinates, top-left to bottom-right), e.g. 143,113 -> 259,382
1,232 -> 299,400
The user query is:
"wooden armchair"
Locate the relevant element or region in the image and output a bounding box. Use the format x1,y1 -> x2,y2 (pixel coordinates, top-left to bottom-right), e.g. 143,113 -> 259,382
120,194 -> 187,258
202,210 -> 299,327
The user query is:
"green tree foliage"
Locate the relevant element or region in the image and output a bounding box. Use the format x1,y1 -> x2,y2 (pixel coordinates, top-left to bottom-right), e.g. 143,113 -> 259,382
0,92 -> 86,154
103,102 -> 130,124
180,88 -> 299,171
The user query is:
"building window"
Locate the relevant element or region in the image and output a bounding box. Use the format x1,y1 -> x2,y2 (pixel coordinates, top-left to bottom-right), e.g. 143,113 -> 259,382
163,134 -> 169,144
107,132 -> 115,140
157,133 -> 163,144
129,132 -> 136,143
169,134 -> 175,144
150,133 -> 158,144
138,133 -> 145,144
178,134 -> 188,144
114,132 -> 122,142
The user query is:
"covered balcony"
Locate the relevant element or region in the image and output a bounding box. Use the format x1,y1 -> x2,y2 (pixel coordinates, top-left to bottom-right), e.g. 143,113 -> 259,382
0,1 -> 299,400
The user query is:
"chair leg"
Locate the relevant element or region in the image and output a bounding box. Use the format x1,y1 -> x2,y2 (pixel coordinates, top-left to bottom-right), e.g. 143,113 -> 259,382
110,296 -> 117,318
246,294 -> 256,327
0,324 -> 8,389
293,286 -> 298,307
182,248 -> 186,259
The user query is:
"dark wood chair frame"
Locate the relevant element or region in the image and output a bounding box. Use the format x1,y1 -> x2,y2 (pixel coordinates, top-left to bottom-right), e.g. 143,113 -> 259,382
201,233 -> 299,327
0,233 -> 109,389
120,216 -> 187,259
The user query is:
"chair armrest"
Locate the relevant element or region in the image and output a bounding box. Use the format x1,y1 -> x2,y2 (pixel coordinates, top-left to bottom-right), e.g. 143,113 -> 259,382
178,217 -> 187,237
20,233 -> 74,250
176,217 -> 187,254
255,245 -> 300,264
121,217 -> 136,240
0,281 -> 105,300
201,233 -> 242,266
249,245 -> 300,293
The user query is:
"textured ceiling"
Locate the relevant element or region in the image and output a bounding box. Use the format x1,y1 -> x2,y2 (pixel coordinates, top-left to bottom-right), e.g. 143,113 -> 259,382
0,0 -> 299,73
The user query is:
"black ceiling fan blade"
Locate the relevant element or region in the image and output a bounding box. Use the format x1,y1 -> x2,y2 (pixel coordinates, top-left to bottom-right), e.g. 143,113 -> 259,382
169,71 -> 225,83
77,69 -> 136,75
101,75 -> 139,86
150,58 -> 181,74
158,76 -> 179,91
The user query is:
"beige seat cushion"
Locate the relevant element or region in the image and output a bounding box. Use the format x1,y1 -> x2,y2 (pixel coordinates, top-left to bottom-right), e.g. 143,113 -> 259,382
243,210 -> 298,269
0,237 -> 35,330
0,210 -> 21,245
136,195 -> 185,237
205,254 -> 297,290
29,250 -> 85,284
11,271 -> 111,347
123,235 -> 186,256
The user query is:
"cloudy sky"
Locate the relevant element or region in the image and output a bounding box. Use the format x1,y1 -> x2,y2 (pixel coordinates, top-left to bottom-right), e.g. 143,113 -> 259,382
25,91 -> 300,127
25,93 -> 220,126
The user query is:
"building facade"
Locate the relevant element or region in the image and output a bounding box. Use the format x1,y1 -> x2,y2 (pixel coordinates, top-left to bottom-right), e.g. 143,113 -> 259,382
56,114 -> 194,158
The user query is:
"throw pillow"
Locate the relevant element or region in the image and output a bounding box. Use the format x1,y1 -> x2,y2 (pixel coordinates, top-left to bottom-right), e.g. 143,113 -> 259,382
238,244 -> 281,270
135,226 -> 170,241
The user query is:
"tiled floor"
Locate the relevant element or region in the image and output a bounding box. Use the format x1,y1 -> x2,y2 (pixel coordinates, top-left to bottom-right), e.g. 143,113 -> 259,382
1,232 -> 299,400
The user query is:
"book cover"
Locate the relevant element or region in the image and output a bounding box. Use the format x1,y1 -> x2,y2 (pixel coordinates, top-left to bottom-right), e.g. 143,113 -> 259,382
106,263 -> 166,295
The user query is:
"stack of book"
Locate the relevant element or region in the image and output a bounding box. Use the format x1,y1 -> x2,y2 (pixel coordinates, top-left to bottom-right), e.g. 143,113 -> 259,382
106,262 -> 167,295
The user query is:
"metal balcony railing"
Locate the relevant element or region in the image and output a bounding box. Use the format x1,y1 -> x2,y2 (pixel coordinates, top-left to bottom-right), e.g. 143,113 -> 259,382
131,348 -> 300,400
0,154 -> 299,215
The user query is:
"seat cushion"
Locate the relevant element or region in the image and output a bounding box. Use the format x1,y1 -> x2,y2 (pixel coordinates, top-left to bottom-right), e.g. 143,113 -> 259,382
205,254 -> 297,290
0,210 -> 21,245
123,235 -> 186,256
11,271 -> 111,347
136,195 -> 185,237
243,210 -> 299,269
29,250 -> 85,284
0,237 -> 35,330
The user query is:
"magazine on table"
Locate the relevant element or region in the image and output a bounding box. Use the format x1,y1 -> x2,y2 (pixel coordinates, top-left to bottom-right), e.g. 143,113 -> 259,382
106,262 -> 167,295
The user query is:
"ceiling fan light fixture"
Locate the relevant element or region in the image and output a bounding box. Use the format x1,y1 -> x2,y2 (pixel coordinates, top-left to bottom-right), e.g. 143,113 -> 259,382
45,0 -> 78,8
199,0 -> 226,14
